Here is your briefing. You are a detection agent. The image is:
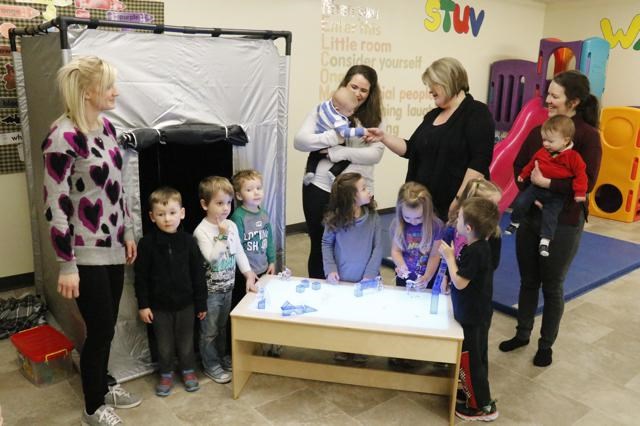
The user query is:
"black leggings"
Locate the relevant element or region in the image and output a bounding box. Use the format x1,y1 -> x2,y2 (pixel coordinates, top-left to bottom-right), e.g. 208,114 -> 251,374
76,264 -> 124,414
302,183 -> 330,279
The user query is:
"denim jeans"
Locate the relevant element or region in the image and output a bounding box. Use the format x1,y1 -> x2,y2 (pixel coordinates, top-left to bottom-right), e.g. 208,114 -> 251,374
510,185 -> 566,240
199,291 -> 232,371
152,304 -> 196,374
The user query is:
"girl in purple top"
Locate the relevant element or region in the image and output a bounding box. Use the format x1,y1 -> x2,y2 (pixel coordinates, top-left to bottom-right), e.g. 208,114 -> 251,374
390,182 -> 443,287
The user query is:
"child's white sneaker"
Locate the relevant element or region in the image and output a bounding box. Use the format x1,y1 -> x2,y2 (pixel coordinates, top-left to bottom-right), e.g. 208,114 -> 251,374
204,366 -> 231,384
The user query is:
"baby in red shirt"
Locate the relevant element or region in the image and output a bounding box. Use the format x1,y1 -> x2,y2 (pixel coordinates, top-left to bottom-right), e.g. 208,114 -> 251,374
505,115 -> 587,257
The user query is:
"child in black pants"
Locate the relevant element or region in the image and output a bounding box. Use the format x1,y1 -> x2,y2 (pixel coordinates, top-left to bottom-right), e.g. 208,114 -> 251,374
134,187 -> 208,397
439,197 -> 500,422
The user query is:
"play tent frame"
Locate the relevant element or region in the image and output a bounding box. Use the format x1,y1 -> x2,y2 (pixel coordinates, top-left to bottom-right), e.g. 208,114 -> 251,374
11,16 -> 291,380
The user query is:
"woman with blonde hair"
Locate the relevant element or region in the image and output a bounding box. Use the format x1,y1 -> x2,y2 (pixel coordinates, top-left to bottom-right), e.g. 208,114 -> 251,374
368,57 -> 494,222
43,56 -> 141,425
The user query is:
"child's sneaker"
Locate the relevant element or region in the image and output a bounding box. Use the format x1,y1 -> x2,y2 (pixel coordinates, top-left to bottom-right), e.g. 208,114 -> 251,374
104,384 -> 142,408
334,352 -> 351,362
263,344 -> 283,357
455,400 -> 499,422
221,356 -> 233,372
204,365 -> 232,384
82,405 -> 122,426
155,373 -> 173,397
504,223 -> 519,235
352,353 -> 368,364
539,242 -> 550,257
182,370 -> 200,392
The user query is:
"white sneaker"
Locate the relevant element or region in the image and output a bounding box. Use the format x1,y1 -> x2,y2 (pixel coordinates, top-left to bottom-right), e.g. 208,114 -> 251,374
82,405 -> 122,426
105,384 -> 142,409
204,366 -> 232,384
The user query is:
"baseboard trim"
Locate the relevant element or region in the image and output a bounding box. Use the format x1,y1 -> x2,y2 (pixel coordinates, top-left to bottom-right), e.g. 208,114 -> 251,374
0,272 -> 35,292
286,207 -> 395,235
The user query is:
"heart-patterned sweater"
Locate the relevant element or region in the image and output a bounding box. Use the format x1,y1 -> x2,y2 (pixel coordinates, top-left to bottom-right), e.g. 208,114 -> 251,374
42,116 -> 133,274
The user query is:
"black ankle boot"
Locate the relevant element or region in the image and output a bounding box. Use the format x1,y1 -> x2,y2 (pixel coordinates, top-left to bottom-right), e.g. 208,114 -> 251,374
533,348 -> 553,366
498,337 -> 529,352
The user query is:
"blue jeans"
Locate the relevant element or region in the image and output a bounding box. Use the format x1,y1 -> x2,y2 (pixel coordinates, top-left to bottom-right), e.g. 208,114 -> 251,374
199,291 -> 232,371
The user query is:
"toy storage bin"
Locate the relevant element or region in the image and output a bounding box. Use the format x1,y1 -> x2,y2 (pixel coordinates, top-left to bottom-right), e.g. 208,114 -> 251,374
10,325 -> 74,385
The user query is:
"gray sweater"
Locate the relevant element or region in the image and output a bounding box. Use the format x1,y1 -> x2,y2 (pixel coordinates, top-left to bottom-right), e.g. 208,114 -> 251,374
42,116 -> 133,274
321,208 -> 382,282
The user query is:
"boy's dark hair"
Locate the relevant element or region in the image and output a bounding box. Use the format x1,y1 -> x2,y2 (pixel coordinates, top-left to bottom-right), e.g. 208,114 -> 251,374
323,172 -> 376,231
198,176 -> 234,205
149,186 -> 182,209
231,169 -> 263,195
461,197 -> 500,240
541,114 -> 575,140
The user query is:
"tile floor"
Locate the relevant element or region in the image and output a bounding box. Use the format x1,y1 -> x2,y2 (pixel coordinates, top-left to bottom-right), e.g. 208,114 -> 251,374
1,215 -> 639,425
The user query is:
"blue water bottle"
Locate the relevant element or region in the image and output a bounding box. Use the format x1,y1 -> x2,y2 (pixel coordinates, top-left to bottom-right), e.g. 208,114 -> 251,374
430,226 -> 455,314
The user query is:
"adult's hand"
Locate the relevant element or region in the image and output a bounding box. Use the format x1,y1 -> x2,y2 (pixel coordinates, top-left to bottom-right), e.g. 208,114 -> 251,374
530,160 -> 551,188
58,273 -> 80,299
125,240 -> 137,264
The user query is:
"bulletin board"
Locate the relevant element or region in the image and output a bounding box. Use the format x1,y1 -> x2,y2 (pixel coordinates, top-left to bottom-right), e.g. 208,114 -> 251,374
0,0 -> 164,175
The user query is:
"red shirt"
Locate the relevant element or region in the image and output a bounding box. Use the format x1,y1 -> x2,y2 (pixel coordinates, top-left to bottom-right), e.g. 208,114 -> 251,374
519,147 -> 588,197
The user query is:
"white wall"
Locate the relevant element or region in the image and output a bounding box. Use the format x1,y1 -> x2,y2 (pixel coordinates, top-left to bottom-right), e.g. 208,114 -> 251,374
166,0 -> 547,220
543,0 -> 640,108
1,0 -> 553,278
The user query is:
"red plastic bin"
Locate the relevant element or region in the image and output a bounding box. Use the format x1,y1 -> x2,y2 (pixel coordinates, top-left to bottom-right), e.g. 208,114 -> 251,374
10,325 -> 74,385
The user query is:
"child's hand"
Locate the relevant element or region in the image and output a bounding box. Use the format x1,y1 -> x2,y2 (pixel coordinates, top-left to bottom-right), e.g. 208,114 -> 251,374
438,241 -> 454,261
574,195 -> 586,203
217,221 -> 228,237
395,265 -> 409,279
139,308 -> 153,324
415,275 -> 429,288
266,263 -> 276,275
517,176 -> 524,182
364,127 -> 383,142
245,271 -> 258,293
197,311 -> 207,320
326,271 -> 340,284
441,275 -> 451,295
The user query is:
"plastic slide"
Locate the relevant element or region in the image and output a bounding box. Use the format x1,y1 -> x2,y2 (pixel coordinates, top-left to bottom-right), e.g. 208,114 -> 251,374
490,97 -> 548,212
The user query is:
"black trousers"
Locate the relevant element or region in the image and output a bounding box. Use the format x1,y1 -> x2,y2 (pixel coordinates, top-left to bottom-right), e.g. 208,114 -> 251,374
152,305 -> 196,374
76,264 -> 124,414
515,209 -> 584,349
302,183 -> 330,279
510,185 -> 566,240
462,320 -> 491,408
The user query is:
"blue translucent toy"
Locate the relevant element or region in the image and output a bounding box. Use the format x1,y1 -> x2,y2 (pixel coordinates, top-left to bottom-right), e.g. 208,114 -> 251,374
277,267 -> 292,280
354,276 -> 383,297
300,279 -> 310,288
405,280 -> 419,298
295,284 -> 306,293
430,226 -> 454,314
430,260 -> 447,314
256,287 -> 266,309
311,281 -> 321,290
280,301 -> 317,316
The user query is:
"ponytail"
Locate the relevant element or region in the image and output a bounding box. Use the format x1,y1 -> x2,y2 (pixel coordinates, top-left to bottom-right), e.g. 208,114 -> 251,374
577,94 -> 600,128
